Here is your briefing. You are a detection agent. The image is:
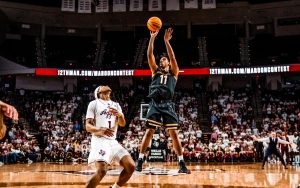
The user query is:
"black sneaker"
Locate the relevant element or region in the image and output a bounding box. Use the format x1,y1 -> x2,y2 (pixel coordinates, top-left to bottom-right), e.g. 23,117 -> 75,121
135,158 -> 144,172
261,166 -> 264,169
178,160 -> 191,174
284,166 -> 288,169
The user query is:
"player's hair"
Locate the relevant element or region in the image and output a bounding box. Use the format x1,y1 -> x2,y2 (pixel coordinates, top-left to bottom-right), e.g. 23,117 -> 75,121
160,52 -> 169,60
94,86 -> 102,99
94,86 -> 112,99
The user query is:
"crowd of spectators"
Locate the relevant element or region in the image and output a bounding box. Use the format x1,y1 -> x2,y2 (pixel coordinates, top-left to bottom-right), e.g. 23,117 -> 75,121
0,86 -> 300,165
0,87 -> 132,165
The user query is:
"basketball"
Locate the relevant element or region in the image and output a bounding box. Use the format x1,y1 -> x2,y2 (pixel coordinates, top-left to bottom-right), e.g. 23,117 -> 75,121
147,16 -> 162,32
0,111 -> 6,140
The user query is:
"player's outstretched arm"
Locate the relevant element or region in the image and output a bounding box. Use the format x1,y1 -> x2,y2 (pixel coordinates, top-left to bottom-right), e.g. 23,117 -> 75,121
278,138 -> 291,145
147,31 -> 159,74
164,28 -> 179,79
255,137 -> 269,143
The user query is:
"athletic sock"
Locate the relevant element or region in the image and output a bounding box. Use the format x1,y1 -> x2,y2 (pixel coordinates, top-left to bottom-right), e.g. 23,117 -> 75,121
138,153 -> 144,160
178,155 -> 184,162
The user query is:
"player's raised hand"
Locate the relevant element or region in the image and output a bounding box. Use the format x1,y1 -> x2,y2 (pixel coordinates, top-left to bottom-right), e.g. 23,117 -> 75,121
150,30 -> 159,39
164,28 -> 173,42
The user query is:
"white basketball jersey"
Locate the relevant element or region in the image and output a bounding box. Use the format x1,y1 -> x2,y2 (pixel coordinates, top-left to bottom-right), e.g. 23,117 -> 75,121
86,99 -> 122,140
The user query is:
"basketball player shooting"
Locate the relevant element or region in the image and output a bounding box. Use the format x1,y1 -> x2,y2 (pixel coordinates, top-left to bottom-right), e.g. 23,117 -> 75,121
135,28 -> 191,174
85,86 -> 135,188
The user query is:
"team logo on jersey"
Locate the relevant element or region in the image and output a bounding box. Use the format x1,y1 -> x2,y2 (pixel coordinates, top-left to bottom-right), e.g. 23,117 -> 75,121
99,109 -> 113,119
99,149 -> 106,156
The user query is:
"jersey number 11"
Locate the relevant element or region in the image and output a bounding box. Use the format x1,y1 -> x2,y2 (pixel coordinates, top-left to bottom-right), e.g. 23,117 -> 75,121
160,75 -> 168,85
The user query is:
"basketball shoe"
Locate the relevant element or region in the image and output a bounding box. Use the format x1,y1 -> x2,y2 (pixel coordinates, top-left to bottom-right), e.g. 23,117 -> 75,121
135,158 -> 143,172
178,160 -> 191,174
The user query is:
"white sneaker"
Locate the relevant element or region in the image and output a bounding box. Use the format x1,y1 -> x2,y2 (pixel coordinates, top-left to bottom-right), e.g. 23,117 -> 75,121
28,159 -> 33,164
0,162 -> 4,166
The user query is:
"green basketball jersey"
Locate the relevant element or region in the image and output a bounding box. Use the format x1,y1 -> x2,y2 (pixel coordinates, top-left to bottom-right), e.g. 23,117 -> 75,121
147,67 -> 177,101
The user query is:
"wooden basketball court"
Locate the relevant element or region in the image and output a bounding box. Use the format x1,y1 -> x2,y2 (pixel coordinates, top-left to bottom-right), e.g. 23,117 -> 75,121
0,162 -> 299,188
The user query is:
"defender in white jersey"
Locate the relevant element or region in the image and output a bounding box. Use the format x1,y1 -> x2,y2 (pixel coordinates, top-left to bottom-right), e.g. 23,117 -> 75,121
85,86 -> 135,188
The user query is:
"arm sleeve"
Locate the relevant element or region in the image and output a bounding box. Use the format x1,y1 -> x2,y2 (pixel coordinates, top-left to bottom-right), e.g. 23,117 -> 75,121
86,101 -> 96,119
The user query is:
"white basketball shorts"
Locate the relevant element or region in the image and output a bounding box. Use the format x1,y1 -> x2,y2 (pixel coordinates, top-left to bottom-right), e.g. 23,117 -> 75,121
88,136 -> 130,165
